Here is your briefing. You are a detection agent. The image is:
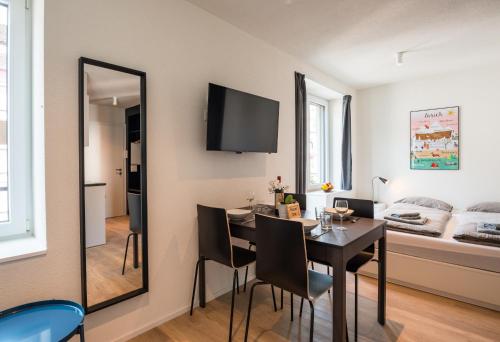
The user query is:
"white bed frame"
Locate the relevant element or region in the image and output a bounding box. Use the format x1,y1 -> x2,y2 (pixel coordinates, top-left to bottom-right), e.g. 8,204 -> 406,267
360,250 -> 500,312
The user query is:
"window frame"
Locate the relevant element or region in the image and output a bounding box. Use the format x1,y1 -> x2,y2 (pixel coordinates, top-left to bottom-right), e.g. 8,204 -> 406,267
306,95 -> 329,192
0,0 -> 33,240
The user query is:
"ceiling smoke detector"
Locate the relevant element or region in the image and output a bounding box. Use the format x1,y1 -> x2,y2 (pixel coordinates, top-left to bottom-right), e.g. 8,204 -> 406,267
396,51 -> 405,66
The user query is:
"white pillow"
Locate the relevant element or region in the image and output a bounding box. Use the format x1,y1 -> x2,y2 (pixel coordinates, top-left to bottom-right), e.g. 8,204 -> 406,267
467,202 -> 500,213
395,196 -> 453,212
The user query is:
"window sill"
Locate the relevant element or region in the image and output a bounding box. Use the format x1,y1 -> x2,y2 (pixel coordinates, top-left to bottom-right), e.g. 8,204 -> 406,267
0,235 -> 47,264
307,189 -> 347,196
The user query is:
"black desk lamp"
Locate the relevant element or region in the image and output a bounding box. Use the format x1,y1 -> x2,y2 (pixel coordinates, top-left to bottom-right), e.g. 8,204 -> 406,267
372,176 -> 389,203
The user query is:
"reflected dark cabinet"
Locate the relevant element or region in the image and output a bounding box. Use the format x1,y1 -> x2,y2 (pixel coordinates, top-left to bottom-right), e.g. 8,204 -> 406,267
126,105 -> 141,195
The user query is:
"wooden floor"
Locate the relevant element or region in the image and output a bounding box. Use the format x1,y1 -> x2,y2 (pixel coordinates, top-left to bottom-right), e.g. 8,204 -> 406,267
130,272 -> 500,341
86,216 -> 142,307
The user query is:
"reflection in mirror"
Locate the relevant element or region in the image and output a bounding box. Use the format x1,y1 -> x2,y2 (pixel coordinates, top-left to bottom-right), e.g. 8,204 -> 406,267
80,58 -> 147,312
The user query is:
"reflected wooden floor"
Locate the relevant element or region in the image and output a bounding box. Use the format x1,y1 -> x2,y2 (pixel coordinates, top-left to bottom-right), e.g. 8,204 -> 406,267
86,216 -> 142,307
130,273 -> 500,341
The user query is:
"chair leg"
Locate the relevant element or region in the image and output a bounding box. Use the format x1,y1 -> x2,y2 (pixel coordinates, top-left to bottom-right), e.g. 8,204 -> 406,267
308,300 -> 315,342
244,281 -> 266,342
290,293 -> 294,322
236,270 -> 240,295
79,323 -> 85,341
280,288 -> 284,310
271,285 -> 277,312
121,233 -> 134,275
355,273 -> 358,341
243,243 -> 253,292
299,297 -> 304,317
229,270 -> 238,342
327,266 -> 331,294
190,258 -> 202,315
346,321 -> 349,342
243,266 -> 249,292
311,261 -> 315,270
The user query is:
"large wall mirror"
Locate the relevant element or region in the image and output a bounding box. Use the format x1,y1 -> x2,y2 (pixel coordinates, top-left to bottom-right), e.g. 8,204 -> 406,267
79,57 -> 148,313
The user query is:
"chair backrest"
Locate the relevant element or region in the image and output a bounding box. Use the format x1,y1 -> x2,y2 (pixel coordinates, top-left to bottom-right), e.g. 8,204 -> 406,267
284,193 -> 307,211
335,197 -> 375,254
197,205 -> 233,268
128,192 -> 142,234
255,214 -> 309,299
333,197 -> 374,219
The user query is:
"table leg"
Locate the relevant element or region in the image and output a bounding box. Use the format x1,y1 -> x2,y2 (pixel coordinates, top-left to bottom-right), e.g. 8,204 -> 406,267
133,233 -> 139,269
378,231 -> 386,325
199,257 -> 206,308
332,250 -> 346,341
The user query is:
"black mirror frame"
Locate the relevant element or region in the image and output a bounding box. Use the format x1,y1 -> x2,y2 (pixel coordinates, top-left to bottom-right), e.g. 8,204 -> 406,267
78,57 -> 148,313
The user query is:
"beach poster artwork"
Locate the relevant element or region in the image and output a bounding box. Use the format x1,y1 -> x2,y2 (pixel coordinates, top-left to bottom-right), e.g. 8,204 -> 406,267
410,106 -> 459,170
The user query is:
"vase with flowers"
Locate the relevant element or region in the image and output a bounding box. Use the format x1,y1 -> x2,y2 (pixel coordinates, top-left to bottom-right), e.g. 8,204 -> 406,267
268,176 -> 289,209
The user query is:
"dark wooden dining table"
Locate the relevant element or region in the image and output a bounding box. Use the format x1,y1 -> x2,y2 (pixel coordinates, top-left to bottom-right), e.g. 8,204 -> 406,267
197,209 -> 387,342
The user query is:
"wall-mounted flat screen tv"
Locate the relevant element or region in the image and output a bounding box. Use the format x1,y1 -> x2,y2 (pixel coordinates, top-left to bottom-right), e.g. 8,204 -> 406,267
206,83 -> 279,153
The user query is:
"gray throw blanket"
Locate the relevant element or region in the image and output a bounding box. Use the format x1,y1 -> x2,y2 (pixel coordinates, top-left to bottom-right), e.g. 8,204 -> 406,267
385,215 -> 428,225
477,222 -> 500,235
382,203 -> 451,237
390,212 -> 421,219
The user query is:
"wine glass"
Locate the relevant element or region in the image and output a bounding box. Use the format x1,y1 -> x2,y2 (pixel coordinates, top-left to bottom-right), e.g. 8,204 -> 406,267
335,199 -> 349,231
246,191 -> 255,210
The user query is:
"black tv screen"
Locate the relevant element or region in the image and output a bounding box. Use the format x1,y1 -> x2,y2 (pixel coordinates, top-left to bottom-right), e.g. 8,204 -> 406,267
206,83 -> 279,153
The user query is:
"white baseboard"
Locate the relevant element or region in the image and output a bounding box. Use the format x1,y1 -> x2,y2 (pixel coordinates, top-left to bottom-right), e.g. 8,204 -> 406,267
360,251 -> 500,312
112,272 -> 256,342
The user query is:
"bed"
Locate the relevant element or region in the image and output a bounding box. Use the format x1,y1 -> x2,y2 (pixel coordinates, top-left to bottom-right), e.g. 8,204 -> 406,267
364,199 -> 500,311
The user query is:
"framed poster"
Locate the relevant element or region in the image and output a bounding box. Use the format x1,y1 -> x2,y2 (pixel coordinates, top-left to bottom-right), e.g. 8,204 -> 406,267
410,106 -> 459,170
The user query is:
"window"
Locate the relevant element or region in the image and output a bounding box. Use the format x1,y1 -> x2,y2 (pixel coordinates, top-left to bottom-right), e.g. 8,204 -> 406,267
0,0 -> 32,240
307,95 -> 329,191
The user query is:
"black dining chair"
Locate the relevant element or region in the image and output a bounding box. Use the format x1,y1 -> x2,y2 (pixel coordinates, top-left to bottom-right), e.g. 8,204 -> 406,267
190,205 -> 276,342
284,194 -> 332,294
122,192 -> 141,275
243,193 -> 308,308
244,214 -> 334,342
335,197 -> 377,342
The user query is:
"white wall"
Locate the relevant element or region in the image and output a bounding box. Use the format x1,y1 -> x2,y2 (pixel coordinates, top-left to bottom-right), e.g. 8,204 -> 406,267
84,104 -> 125,184
0,1 -> 355,341
85,104 -> 126,218
357,64 -> 500,208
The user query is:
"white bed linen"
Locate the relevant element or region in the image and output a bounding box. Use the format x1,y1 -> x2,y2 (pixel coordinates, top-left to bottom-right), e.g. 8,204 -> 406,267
453,211 -> 500,247
376,209 -> 500,273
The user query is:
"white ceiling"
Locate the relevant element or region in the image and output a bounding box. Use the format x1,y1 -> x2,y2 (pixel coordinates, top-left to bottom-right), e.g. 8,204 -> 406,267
185,0 -> 500,89
85,65 -> 140,108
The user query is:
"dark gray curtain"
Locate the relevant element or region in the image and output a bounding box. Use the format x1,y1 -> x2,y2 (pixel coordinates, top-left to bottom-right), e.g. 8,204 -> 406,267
295,72 -> 307,194
341,95 -> 352,190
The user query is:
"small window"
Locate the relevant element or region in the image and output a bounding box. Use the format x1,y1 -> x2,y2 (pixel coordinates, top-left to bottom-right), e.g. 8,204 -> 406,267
0,0 -> 32,240
307,96 -> 329,191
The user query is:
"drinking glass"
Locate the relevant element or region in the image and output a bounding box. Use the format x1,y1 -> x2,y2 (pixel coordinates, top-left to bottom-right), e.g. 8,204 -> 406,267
315,206 -> 325,220
320,212 -> 332,231
335,199 -> 349,231
246,191 -> 255,210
